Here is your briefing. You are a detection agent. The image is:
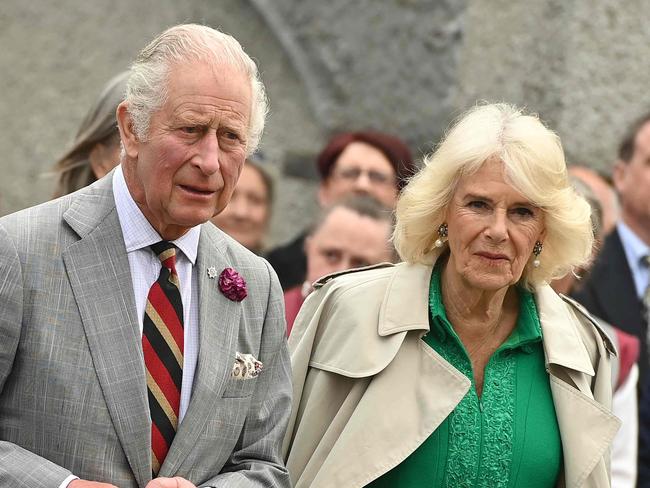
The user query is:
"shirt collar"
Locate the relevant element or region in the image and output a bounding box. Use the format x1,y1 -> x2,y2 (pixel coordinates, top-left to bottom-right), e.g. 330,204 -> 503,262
618,220 -> 650,267
427,261 -> 542,351
112,165 -> 200,264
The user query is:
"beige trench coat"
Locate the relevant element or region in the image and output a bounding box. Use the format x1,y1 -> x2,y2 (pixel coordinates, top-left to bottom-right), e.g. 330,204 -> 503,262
283,262 -> 621,488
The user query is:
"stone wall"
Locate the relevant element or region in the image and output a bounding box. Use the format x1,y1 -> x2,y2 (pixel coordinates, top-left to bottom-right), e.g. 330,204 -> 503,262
2,0 -> 648,246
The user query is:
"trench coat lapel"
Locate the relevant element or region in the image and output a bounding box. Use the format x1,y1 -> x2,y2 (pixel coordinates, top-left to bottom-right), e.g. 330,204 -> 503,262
537,286 -> 621,487
62,178 -> 151,487
314,335 -> 471,487
311,263 -> 471,486
159,226 -> 242,475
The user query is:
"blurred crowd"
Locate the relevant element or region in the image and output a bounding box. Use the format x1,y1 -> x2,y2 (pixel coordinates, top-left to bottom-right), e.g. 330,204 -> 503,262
41,68 -> 650,488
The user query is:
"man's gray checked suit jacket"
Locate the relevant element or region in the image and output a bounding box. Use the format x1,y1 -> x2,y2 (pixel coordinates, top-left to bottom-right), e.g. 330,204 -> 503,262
0,174 -> 292,487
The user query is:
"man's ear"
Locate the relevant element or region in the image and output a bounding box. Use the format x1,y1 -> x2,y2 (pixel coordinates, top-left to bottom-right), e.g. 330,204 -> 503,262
116,101 -> 140,159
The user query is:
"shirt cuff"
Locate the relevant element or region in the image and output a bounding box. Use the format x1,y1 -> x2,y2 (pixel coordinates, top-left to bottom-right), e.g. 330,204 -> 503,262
59,474 -> 79,488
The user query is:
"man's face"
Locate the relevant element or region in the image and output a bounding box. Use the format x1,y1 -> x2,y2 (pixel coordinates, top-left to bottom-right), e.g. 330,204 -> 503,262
318,142 -> 399,208
614,121 -> 650,238
119,61 -> 251,239
304,206 -> 393,284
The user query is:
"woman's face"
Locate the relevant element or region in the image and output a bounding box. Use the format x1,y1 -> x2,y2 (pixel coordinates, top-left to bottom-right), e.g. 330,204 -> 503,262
211,164 -> 271,251
445,159 -> 546,291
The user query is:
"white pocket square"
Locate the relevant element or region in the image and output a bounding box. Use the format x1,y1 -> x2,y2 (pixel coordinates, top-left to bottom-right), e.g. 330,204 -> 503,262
232,352 -> 263,379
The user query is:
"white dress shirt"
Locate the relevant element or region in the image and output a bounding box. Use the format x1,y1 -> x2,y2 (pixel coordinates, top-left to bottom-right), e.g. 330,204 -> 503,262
617,221 -> 650,300
62,166 -> 202,488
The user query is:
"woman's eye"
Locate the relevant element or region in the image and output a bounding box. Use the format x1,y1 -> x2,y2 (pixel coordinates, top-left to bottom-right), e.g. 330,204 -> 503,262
181,126 -> 200,134
512,207 -> 534,217
468,200 -> 488,209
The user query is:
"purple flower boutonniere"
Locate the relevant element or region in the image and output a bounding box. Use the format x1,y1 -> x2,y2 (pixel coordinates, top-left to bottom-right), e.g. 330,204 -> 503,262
218,267 -> 248,302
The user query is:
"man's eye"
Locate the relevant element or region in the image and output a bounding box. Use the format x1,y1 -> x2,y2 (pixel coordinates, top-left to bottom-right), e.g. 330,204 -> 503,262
221,131 -> 241,143
181,126 -> 200,134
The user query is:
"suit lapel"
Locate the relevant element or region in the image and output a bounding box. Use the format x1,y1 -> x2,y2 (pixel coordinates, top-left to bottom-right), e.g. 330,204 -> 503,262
593,230 -> 644,336
160,226 -> 242,476
62,178 -> 151,487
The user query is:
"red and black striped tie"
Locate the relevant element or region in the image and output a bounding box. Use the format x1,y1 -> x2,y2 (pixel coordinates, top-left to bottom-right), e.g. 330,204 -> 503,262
143,241 -> 184,476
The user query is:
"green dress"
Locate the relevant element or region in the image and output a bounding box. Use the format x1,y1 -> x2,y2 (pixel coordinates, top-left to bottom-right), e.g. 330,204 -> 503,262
368,264 -> 562,487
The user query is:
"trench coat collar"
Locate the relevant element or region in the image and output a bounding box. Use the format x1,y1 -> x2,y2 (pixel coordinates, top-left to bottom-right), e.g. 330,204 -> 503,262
378,263 -> 598,377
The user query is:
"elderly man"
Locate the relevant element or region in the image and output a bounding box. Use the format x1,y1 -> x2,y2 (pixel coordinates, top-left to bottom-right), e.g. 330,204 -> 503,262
284,195 -> 396,334
268,131 -> 413,290
0,24 -> 291,488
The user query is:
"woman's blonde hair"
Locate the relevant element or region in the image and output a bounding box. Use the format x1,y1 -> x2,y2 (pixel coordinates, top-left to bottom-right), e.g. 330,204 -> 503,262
393,103 -> 594,288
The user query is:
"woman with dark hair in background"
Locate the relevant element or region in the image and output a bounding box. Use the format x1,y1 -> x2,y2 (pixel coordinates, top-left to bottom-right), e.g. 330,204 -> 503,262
52,71 -> 128,197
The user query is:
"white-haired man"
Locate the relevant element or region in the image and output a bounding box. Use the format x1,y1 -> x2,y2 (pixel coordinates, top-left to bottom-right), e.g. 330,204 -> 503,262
0,25 -> 291,488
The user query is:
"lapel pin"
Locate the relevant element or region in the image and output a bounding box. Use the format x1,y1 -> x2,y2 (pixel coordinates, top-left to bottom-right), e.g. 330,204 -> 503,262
207,266 -> 218,279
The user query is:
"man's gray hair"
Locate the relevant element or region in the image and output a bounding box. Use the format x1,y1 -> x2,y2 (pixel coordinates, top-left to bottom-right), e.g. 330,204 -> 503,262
126,24 -> 268,153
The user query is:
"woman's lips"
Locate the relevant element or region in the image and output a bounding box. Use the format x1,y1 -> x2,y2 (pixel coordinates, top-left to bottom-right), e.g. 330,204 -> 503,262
476,251 -> 509,260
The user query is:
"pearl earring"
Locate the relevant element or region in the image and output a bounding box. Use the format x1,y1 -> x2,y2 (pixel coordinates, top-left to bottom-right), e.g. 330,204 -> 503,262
532,241 -> 543,268
435,223 -> 448,248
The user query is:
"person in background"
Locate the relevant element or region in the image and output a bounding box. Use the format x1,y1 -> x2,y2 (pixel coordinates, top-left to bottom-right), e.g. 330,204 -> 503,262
552,175 -> 638,488
52,71 -> 129,197
267,130 -> 414,290
284,195 -> 395,334
568,164 -> 619,235
284,103 -> 618,488
211,157 -> 273,254
572,112 -> 650,377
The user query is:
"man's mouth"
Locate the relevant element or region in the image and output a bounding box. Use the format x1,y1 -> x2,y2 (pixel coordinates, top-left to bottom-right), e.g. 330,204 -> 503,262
179,184 -> 215,196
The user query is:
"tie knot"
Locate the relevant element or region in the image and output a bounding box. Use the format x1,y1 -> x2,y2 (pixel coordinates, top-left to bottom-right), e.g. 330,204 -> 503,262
151,241 -> 177,268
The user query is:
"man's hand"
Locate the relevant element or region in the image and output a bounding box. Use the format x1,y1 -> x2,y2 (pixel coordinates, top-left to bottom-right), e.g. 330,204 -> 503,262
146,477 -> 197,488
69,480 -> 118,488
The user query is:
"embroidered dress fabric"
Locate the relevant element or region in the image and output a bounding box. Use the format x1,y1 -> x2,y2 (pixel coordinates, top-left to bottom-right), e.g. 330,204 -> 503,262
367,264 -> 562,488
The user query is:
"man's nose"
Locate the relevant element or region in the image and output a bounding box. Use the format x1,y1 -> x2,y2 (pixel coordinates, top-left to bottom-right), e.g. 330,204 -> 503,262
195,134 -> 220,175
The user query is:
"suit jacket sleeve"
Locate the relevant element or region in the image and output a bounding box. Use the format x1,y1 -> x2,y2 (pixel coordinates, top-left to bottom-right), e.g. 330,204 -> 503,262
201,259 -> 292,488
0,223 -> 73,487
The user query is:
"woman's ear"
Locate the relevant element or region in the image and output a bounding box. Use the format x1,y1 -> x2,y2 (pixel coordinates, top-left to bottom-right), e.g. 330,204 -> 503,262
116,101 -> 139,159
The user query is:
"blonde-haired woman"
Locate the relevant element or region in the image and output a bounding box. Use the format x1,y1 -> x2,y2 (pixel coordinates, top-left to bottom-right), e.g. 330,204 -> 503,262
284,103 -> 620,488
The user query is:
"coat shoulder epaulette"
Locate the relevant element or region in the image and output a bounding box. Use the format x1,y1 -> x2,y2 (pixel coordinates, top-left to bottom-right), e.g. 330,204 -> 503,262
560,294 -> 617,356
312,262 -> 395,289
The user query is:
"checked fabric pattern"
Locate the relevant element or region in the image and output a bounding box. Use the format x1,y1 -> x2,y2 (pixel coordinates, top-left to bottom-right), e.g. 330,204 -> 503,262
143,241 -> 184,475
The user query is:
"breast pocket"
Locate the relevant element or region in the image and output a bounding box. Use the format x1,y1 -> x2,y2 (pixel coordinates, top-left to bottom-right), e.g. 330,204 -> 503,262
221,376 -> 259,398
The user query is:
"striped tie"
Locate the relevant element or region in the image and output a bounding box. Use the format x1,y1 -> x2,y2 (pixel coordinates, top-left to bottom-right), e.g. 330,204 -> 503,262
143,241 -> 184,475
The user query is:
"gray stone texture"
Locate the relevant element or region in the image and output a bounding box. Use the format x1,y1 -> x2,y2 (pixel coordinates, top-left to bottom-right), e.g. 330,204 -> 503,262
2,0 -> 649,247
456,0 -> 650,171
